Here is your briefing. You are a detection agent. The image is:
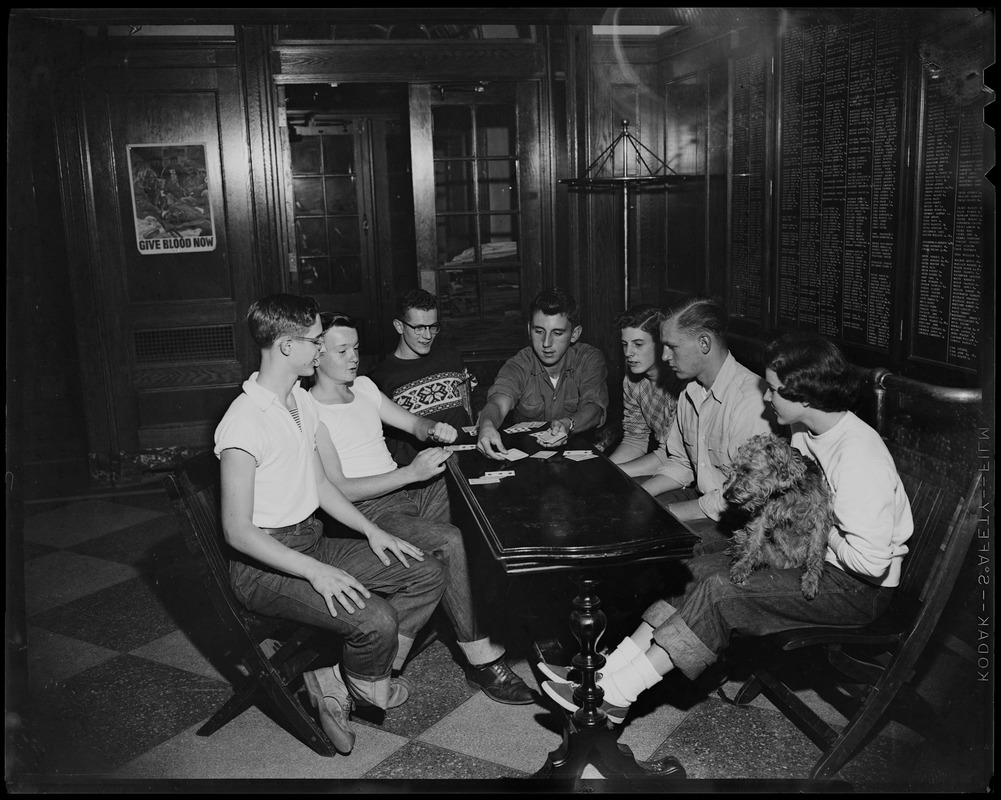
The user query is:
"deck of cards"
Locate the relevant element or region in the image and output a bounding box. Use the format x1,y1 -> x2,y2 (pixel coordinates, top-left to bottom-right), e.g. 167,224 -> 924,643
504,421 -> 547,434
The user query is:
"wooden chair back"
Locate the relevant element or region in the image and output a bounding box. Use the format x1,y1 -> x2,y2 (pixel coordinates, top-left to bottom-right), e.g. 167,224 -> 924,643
164,451 -> 337,756
723,372 -> 983,781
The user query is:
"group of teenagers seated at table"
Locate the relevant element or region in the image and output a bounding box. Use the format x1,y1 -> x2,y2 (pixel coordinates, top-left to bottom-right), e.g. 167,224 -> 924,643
214,286 -> 913,756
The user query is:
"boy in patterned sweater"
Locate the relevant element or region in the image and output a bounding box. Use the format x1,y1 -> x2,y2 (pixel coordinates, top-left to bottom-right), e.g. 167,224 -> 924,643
369,289 -> 475,466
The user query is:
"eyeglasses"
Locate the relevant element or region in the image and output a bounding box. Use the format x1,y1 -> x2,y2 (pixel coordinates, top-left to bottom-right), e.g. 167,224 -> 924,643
292,335 -> 325,347
398,320 -> 441,336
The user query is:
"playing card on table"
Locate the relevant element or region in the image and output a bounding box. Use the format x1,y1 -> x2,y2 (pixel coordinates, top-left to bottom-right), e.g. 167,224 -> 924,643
484,470 -> 515,478
564,452 -> 598,461
502,448 -> 530,461
531,450 -> 557,459
446,444 -> 477,451
563,450 -> 593,456
469,476 -> 502,485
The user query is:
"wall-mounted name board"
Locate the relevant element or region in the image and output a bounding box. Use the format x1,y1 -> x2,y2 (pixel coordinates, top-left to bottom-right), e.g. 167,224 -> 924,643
774,9 -> 905,354
909,17 -> 988,373
729,48 -> 768,322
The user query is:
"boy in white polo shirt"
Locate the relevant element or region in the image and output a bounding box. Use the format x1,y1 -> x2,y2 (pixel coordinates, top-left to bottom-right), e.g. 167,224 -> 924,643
214,293 -> 445,755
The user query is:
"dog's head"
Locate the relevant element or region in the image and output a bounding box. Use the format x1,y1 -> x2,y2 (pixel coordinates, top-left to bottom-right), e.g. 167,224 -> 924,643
722,433 -> 810,512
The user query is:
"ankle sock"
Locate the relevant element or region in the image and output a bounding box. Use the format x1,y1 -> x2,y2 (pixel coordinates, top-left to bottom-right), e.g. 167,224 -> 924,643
601,635 -> 643,674
598,651 -> 664,707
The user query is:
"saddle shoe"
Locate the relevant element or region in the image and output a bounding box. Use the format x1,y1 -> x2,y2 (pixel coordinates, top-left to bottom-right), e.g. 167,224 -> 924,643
541,680 -> 630,725
303,670 -> 356,755
353,674 -> 414,710
536,660 -> 606,685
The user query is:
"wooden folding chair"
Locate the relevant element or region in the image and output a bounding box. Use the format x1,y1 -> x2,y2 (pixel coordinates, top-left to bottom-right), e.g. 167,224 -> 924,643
164,451 -> 340,756
720,440 -> 981,779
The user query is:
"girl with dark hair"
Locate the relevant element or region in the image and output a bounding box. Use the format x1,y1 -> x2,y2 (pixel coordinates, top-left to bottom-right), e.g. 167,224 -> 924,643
608,305 -> 681,477
764,331 -> 862,413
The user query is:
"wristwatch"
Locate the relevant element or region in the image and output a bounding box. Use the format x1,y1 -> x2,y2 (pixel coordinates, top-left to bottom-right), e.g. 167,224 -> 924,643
564,417 -> 575,433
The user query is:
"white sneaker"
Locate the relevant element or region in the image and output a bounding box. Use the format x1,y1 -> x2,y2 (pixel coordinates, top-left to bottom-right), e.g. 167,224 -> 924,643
536,661 -> 604,684
541,680 -> 629,725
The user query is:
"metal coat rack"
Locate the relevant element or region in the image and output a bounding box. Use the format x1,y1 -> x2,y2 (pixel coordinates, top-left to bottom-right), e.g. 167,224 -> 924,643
561,119 -> 695,304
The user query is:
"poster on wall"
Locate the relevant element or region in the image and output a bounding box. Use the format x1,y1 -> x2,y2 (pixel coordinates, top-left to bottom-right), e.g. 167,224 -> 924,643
127,143 -> 216,255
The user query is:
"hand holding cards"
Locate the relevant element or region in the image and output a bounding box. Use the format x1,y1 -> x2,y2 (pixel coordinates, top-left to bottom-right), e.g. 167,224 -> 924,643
533,428 -> 568,448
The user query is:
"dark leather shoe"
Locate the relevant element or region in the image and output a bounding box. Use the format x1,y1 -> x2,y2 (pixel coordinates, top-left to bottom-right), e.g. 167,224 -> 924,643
533,636 -> 572,668
636,754 -> 686,777
466,659 -> 538,705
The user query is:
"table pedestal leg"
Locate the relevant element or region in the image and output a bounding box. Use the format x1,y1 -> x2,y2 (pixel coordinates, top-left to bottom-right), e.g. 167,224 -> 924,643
534,575 -> 686,781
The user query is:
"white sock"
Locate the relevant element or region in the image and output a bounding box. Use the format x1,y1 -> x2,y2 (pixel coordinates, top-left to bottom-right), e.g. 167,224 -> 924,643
601,635 -> 643,674
599,651 -> 663,707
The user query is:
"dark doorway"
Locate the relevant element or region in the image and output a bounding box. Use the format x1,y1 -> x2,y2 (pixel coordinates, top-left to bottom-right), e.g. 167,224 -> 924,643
282,83 -> 416,369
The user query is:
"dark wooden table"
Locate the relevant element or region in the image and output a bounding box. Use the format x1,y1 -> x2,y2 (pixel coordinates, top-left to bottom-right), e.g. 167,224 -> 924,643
445,428 -> 698,780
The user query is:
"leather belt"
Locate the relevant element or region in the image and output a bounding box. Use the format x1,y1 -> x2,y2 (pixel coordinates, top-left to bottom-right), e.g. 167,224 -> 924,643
268,514 -> 316,535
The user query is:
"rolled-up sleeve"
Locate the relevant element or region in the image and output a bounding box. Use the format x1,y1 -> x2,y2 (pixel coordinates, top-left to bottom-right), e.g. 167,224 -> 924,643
487,351 -> 530,403
575,347 -> 609,422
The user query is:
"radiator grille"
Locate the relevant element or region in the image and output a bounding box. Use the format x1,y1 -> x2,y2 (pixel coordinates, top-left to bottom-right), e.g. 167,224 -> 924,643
134,325 -> 236,364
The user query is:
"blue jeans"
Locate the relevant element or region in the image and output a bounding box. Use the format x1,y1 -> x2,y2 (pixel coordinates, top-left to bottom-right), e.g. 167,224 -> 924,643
230,516 -> 446,683
356,476 -> 504,667
643,552 -> 894,680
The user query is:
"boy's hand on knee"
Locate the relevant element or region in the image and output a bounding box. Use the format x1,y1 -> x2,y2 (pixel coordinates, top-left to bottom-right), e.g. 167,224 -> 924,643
365,526 -> 425,568
309,565 -> 371,617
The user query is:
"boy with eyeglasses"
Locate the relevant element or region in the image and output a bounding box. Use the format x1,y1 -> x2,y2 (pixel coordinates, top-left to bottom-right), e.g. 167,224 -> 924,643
214,293 -> 446,755
369,289 -> 476,466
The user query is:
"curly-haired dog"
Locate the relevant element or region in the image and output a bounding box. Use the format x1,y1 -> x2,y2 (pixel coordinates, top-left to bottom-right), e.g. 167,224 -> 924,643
722,433 -> 834,599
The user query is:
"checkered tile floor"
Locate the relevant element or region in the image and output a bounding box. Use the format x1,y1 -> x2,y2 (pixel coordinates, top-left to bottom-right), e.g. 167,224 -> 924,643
8,486 -> 990,791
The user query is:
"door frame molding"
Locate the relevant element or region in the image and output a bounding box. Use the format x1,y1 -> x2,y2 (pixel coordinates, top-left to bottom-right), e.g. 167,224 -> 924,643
245,28 -> 558,358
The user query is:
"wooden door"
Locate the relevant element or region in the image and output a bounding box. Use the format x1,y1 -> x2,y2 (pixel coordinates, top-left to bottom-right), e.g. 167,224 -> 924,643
73,46 -> 259,458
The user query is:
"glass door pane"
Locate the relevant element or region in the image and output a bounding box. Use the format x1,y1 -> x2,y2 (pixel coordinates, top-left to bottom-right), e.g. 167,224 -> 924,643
431,90 -> 521,330
411,80 -> 541,357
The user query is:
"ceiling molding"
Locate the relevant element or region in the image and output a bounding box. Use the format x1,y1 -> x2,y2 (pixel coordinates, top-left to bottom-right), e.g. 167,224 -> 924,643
11,7 -> 781,28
